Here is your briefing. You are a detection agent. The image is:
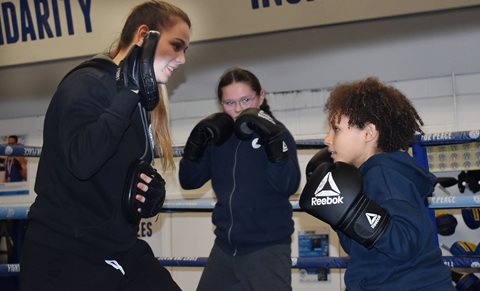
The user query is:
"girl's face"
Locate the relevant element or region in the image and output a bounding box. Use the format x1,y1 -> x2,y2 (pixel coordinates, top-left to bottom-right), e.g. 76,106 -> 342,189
323,115 -> 375,168
153,20 -> 190,84
220,82 -> 265,120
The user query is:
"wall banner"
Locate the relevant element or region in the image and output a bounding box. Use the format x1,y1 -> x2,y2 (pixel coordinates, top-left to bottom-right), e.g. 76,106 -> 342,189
1,0 -> 480,67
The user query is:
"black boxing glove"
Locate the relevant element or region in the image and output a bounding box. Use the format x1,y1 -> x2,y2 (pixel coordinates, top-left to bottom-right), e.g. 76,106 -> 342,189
123,159 -> 166,224
117,31 -> 161,111
306,148 -> 333,180
234,108 -> 288,162
183,113 -> 234,161
300,161 -> 390,249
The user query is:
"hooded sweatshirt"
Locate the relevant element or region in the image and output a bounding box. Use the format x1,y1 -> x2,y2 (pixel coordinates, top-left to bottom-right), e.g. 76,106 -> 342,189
339,151 -> 454,291
26,57 -> 150,258
179,122 -> 301,255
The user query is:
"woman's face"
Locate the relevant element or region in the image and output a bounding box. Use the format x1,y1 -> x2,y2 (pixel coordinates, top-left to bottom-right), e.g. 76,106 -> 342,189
153,20 -> 190,84
220,82 -> 265,120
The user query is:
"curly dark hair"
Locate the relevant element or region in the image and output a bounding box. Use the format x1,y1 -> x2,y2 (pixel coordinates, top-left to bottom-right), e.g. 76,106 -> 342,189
324,77 -> 424,152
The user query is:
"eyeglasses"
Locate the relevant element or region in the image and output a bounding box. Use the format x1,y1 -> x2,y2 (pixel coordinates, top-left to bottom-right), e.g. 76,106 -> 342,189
221,96 -> 256,108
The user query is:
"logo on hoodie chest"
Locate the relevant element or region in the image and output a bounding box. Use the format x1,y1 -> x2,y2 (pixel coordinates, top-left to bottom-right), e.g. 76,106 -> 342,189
251,138 -> 261,149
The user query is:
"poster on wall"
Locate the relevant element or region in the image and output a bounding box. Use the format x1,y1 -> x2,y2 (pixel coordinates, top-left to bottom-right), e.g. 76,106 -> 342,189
427,142 -> 480,172
0,135 -> 29,196
297,227 -> 330,282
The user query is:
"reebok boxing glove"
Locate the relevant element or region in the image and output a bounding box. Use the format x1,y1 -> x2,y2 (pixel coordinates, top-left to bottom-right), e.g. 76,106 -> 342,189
117,31 -> 161,111
183,113 -> 234,161
123,159 -> 166,224
299,161 -> 390,249
306,148 -> 333,180
234,108 -> 288,162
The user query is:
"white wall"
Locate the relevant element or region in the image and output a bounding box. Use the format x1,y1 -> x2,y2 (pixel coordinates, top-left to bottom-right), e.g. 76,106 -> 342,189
1,6 -> 480,291
165,6 -> 480,104
1,6 -> 480,119
170,72 -> 480,145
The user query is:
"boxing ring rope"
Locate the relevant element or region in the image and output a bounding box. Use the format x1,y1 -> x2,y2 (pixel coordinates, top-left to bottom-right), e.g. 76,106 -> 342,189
1,129 -> 479,157
1,130 -> 479,276
1,256 -> 479,276
1,194 -> 480,221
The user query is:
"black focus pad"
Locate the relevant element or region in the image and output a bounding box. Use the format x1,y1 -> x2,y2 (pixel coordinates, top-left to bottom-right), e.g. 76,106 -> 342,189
123,159 -> 166,224
116,30 -> 161,111
117,45 -> 141,91
138,31 -> 161,111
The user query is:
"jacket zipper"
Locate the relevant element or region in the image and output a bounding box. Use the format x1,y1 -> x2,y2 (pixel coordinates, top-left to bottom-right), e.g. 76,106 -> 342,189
227,141 -> 242,256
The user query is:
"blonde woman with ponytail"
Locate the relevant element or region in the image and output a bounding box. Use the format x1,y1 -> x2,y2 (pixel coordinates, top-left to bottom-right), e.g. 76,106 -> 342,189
20,2 -> 190,291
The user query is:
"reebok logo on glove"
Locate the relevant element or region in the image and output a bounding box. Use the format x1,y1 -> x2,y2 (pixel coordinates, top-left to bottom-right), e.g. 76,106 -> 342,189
366,213 -> 381,229
311,171 -> 382,229
311,171 -> 344,205
282,141 -> 288,152
314,172 -> 341,197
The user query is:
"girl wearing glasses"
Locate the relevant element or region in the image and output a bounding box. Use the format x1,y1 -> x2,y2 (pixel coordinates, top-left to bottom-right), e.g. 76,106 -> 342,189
179,68 -> 301,291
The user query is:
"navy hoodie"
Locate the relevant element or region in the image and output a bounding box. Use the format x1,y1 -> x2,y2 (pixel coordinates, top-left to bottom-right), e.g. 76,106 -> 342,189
339,151 -> 454,291
179,121 -> 301,255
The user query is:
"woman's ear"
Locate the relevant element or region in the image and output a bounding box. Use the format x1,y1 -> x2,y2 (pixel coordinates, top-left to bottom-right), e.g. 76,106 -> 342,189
134,25 -> 150,45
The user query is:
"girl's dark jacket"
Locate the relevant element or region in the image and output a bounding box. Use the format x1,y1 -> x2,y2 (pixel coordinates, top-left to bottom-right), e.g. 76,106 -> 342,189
179,121 -> 301,255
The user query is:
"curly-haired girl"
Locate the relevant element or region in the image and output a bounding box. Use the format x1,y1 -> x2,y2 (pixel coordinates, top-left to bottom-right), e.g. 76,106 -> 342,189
307,77 -> 454,290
